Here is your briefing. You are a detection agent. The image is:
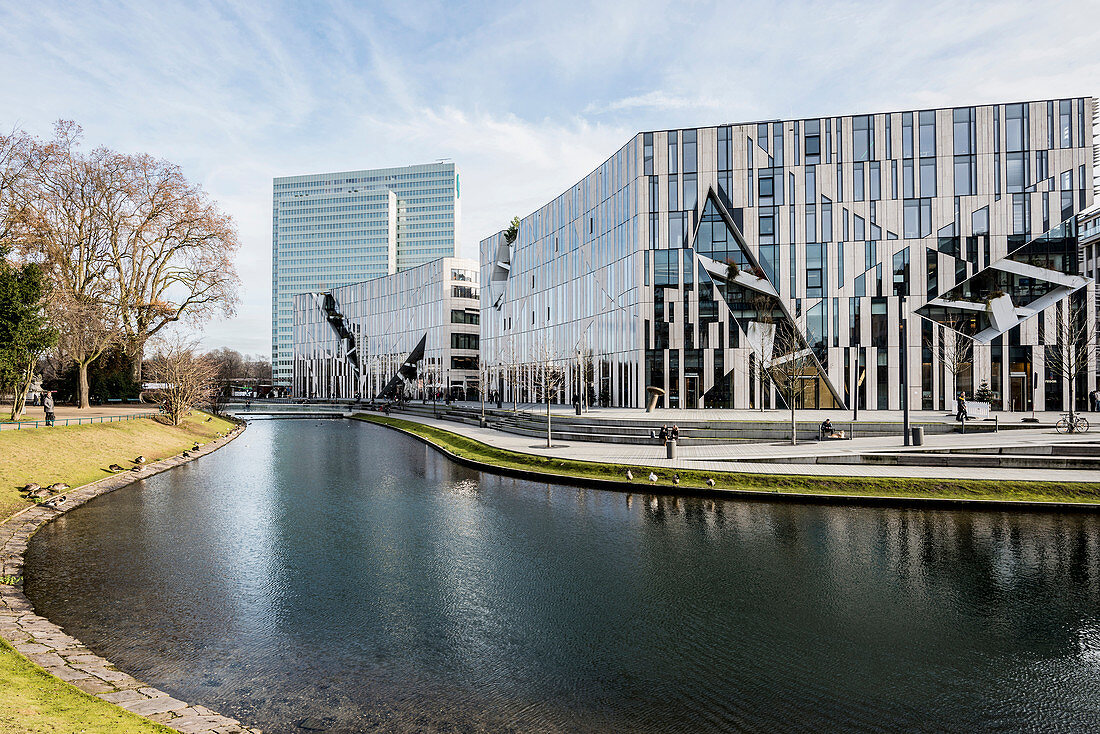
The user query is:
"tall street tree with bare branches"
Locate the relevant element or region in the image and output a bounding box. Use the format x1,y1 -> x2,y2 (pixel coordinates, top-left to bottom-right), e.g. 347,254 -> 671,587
104,153 -> 240,382
17,122 -> 119,408
1044,295 -> 1096,421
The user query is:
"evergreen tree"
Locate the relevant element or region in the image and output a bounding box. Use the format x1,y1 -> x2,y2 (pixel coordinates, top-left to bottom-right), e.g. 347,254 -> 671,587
0,247 -> 57,419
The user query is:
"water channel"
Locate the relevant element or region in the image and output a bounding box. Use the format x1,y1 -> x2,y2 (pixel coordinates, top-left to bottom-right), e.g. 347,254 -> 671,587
23,419 -> 1100,732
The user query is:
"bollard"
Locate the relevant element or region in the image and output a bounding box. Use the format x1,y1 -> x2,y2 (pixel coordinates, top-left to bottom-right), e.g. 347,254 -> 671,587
994,415 -> 999,433
666,439 -> 677,459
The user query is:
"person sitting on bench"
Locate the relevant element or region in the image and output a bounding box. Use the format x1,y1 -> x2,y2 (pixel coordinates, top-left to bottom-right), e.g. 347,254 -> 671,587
820,418 -> 844,439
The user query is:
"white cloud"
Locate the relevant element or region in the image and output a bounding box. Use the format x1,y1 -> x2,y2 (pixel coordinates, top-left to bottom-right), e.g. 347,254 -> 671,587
0,0 -> 1096,355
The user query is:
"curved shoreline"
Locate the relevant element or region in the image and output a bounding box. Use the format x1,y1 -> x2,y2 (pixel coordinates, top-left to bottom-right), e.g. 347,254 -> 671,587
357,415 -> 1100,513
0,420 -> 262,734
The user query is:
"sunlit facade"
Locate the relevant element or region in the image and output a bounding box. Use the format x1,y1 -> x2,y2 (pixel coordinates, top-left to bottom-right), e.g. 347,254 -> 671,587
293,257 -> 479,400
481,98 -> 1096,411
272,162 -> 460,386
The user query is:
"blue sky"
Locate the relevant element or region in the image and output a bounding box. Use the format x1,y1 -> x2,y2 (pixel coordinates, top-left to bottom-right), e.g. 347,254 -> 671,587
1,0 -> 1096,355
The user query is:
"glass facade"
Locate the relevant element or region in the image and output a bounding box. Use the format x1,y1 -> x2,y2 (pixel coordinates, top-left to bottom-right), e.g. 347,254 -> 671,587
272,162 -> 459,386
481,98 -> 1096,411
292,257 -> 479,400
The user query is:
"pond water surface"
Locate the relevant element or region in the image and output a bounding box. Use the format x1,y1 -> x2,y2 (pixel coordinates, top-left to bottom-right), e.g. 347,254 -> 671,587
23,419 -> 1100,733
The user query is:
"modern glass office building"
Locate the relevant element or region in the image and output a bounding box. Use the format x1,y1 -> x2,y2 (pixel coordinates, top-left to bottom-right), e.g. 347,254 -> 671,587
481,98 -> 1096,411
272,162 -> 459,386
292,257 -> 480,401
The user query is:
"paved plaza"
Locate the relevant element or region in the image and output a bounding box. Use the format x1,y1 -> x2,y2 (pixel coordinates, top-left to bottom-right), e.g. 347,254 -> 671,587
375,407 -> 1100,484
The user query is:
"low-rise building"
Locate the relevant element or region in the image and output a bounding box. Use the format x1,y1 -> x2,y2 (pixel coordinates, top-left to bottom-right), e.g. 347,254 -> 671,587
292,257 -> 479,400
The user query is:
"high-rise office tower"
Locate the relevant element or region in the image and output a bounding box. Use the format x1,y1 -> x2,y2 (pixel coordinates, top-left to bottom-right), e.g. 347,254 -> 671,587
271,161 -> 459,386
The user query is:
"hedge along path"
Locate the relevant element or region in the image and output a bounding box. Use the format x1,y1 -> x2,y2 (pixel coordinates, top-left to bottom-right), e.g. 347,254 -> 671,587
0,421 -> 264,734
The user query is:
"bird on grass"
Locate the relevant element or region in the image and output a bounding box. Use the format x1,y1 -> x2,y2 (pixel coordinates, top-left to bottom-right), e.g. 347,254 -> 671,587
672,474 -> 680,485
625,470 -> 634,480
648,472 -> 658,483
706,478 -> 716,487
108,464 -> 125,472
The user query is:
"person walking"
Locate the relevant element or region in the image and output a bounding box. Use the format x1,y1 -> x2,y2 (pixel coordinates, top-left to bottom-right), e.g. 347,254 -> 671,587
43,391 -> 55,427
955,392 -> 967,423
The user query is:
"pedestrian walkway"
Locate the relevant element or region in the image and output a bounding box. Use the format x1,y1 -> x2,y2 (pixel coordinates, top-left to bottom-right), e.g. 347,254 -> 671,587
0,403 -> 155,424
370,410 -> 1100,484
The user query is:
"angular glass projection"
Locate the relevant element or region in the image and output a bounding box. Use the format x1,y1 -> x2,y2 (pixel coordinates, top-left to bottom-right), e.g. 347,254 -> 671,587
692,190 -> 844,409
917,219 -> 1091,344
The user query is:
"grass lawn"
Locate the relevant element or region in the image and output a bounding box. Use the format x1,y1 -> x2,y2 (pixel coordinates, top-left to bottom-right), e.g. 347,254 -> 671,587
0,411 -> 234,520
0,637 -> 176,734
0,409 -> 235,734
355,413 -> 1100,505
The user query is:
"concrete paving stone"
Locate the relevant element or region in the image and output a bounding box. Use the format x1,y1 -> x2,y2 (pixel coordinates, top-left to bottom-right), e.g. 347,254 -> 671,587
62,652 -> 104,664
44,665 -> 91,682
139,686 -> 169,697
99,688 -> 151,704
13,642 -> 51,654
26,651 -> 65,667
173,716 -> 236,733
76,665 -> 134,683
122,695 -> 189,716
71,678 -> 115,695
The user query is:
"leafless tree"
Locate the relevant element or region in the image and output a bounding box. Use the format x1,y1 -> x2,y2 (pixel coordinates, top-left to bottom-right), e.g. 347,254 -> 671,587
766,318 -> 817,446
1044,296 -> 1096,421
923,313 -> 975,405
534,339 -> 566,448
145,336 -> 218,425
0,128 -> 37,249
18,123 -> 119,408
103,153 -> 240,381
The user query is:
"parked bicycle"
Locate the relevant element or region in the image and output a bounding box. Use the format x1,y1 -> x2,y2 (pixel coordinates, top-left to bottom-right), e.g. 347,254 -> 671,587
1055,412 -> 1090,434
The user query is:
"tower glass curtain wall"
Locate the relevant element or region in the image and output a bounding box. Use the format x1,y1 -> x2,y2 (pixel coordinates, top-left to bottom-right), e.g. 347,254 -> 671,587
272,162 -> 459,387
481,98 -> 1096,412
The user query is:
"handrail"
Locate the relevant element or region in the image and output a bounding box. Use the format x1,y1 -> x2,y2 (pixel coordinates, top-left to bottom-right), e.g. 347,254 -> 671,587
0,411 -> 162,431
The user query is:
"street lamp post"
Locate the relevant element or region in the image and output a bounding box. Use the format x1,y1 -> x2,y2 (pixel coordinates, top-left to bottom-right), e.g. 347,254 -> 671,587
900,296 -> 910,446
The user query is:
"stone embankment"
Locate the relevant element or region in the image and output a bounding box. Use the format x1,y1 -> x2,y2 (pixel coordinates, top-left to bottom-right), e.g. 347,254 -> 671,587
0,422 -> 262,734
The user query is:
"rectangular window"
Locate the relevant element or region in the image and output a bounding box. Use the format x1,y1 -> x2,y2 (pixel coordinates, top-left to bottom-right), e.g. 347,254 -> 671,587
758,175 -> 773,198
805,166 -> 816,201
869,161 -> 881,201
683,173 -> 697,212
902,112 -> 914,158
1012,193 -> 1029,235
821,198 -> 832,241
903,159 -> 914,198
885,114 -> 892,158
683,129 -> 697,173
759,213 -> 774,237
450,332 -> 480,350
954,155 -> 975,196
920,157 -> 936,197
904,199 -> 919,238
853,115 -> 872,161
918,110 -> 936,157
804,119 -> 821,163
805,203 -> 817,242
770,124 -> 782,166
1006,103 -> 1028,152
667,130 -> 678,174
952,108 -> 974,154
1059,99 -> 1072,148
1006,152 -> 1027,192
643,133 -> 653,175
891,160 -> 898,199
450,309 -> 479,325
854,162 -> 865,201
806,242 -> 825,297
668,176 -> 679,210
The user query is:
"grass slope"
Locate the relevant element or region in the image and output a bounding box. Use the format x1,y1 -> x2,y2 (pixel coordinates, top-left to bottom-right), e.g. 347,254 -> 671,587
355,413 -> 1100,505
0,638 -> 176,734
0,411 -> 234,520
0,410 -> 235,734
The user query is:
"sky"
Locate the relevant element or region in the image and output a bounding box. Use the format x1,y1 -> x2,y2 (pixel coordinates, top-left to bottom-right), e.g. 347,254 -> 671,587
0,0 -> 1096,355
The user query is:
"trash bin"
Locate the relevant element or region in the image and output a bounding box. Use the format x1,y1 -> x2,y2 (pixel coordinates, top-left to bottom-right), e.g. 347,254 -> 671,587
575,402 -> 582,415
911,426 -> 924,446
666,439 -> 677,459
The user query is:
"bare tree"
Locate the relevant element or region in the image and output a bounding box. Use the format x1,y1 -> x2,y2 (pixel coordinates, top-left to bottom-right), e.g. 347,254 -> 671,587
19,123 -> 119,408
923,313 -> 975,406
0,128 -> 37,249
534,340 -> 566,448
766,319 -> 817,446
146,336 -> 218,425
1044,296 -> 1096,422
104,154 -> 240,381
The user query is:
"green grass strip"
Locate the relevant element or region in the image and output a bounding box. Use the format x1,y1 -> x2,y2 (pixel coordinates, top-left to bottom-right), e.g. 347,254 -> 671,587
354,413 -> 1100,506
